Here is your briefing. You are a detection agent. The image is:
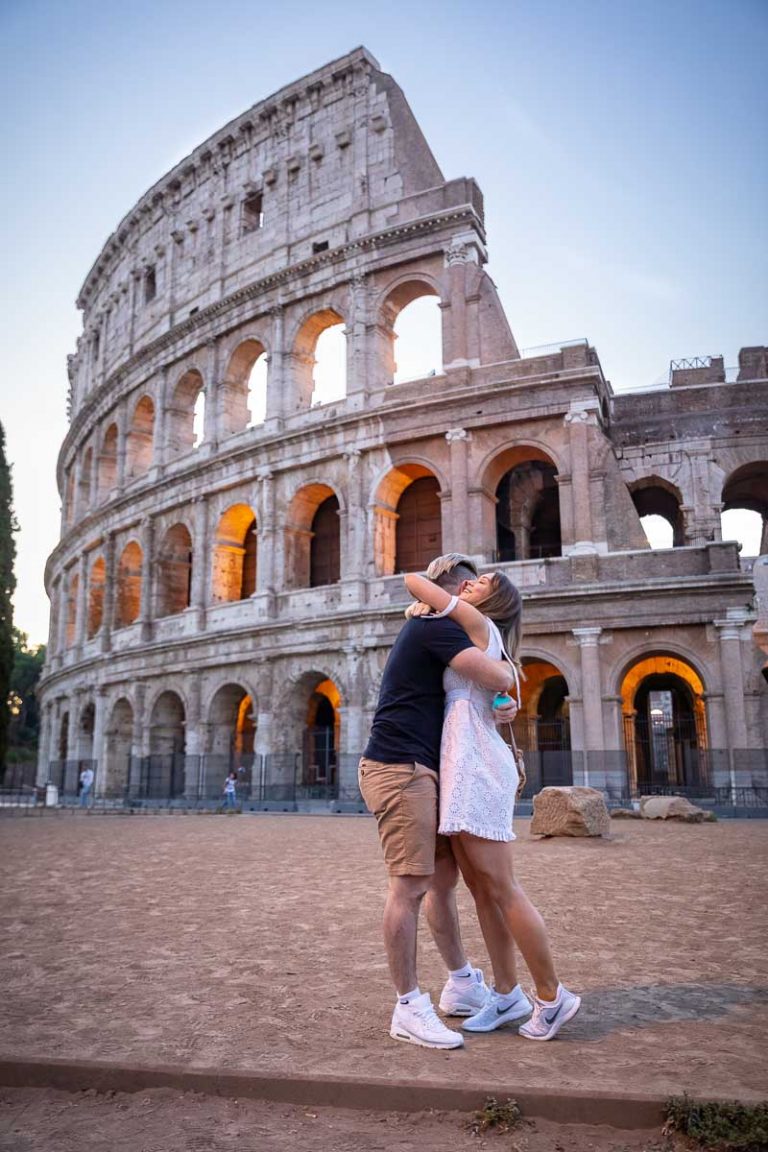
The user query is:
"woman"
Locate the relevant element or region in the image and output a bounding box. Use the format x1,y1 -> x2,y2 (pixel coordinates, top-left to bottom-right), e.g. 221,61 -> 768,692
404,569 -> 580,1041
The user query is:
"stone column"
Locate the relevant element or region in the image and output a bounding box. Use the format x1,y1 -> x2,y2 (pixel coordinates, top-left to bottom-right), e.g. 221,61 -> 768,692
138,516 -> 155,641
92,688 -> 106,795
573,627 -> 604,785
152,368 -> 169,473
184,673 -> 203,800
564,409 -> 596,554
190,496 -> 209,629
255,469 -> 277,615
99,531 -> 116,653
75,552 -> 88,654
341,450 -> 365,607
203,339 -> 220,451
116,405 -> 128,493
56,578 -> 68,659
266,305 -> 285,428
715,610 -> 750,795
445,428 -> 471,555
339,648 -> 365,800
36,701 -> 53,786
345,271 -> 370,410
442,235 -> 484,370
253,661 -> 275,798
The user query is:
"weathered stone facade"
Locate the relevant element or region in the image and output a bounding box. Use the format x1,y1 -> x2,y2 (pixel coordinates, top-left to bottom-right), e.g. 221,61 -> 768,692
38,47 -> 768,803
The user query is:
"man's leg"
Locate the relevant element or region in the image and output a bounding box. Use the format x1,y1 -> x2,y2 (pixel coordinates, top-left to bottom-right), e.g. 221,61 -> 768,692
383,873 -> 430,994
424,845 -> 466,970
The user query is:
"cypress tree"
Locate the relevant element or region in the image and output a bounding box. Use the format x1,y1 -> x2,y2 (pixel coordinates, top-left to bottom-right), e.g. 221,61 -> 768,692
0,422 -> 17,776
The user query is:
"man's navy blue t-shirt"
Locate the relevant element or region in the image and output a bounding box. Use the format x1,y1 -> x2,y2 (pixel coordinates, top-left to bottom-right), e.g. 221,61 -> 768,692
363,617 -> 474,773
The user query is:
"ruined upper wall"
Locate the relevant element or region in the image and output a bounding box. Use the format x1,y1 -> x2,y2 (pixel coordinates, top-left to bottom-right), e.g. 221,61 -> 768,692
71,47 -> 484,405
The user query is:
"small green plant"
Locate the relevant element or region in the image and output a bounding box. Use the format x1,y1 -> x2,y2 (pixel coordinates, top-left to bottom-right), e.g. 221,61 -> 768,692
468,1096 -> 522,1136
663,1093 -> 768,1150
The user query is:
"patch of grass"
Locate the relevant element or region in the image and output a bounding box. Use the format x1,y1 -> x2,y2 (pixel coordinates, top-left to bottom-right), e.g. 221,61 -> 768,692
468,1096 -> 522,1136
663,1094 -> 768,1151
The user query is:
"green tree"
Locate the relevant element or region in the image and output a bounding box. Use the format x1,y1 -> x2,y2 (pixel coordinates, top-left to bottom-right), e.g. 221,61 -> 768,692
0,422 -> 17,776
9,628 -> 46,751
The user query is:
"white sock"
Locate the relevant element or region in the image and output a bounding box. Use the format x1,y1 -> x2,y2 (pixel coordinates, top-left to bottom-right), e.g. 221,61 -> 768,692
398,986 -> 421,1004
494,984 -> 524,1007
449,963 -> 473,980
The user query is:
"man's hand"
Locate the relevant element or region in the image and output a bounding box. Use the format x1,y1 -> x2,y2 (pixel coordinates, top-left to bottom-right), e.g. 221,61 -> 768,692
493,698 -> 519,725
404,601 -> 434,620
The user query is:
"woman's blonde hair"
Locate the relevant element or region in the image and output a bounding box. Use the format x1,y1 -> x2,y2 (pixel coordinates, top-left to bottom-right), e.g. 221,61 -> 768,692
476,571 -> 522,664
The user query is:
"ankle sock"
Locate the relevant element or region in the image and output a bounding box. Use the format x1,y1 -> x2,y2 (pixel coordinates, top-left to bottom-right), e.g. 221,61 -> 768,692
449,963 -> 473,980
398,986 -> 421,1004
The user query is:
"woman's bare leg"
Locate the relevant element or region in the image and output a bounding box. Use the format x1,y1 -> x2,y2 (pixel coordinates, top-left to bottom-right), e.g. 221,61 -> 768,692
451,836 -> 519,994
457,833 -> 559,1001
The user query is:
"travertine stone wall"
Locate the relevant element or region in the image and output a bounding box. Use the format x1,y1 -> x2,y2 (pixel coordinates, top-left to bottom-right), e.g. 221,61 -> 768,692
39,48 -> 767,798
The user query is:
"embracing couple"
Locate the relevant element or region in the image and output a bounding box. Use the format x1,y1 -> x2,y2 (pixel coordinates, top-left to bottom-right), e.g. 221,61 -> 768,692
358,553 -> 580,1049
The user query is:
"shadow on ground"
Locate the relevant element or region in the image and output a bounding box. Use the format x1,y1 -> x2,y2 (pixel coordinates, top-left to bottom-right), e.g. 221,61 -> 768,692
569,983 -> 768,1041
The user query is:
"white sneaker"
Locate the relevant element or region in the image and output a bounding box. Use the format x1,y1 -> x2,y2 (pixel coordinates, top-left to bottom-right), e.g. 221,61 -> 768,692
438,967 -> 490,1016
390,993 -> 465,1049
462,985 -> 532,1032
518,984 -> 581,1041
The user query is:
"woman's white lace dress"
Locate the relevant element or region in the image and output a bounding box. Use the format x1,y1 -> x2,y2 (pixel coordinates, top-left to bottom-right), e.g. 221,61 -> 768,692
438,618 -> 519,841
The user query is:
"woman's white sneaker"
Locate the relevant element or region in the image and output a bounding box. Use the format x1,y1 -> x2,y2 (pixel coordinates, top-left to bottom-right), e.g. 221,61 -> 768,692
390,993 -> 465,1048
438,967 -> 490,1016
461,985 -> 532,1032
518,984 -> 581,1041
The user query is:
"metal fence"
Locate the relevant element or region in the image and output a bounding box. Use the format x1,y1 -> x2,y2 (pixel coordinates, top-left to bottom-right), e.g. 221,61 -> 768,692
3,749 -> 767,814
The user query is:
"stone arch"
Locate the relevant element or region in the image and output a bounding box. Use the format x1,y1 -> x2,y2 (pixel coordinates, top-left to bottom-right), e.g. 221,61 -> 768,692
222,337 -> 269,434
618,651 -> 709,794
481,445 -> 562,562
206,681 -> 257,773
514,656 -> 573,788
79,447 -> 93,512
78,700 -> 95,763
211,504 -> 258,602
104,697 -> 133,796
148,689 -> 187,798
115,540 -> 142,628
371,461 -> 445,576
721,461 -> 768,556
292,307 -> 347,410
379,276 -> 444,385
156,523 -> 193,617
86,553 -> 106,639
98,423 -> 118,501
126,395 -> 155,479
628,476 -> 685,549
285,482 -> 342,588
289,670 -> 342,792
168,369 -> 204,458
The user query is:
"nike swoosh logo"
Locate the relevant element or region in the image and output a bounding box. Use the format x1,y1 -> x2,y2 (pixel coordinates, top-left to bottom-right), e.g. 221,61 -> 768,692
544,1003 -> 563,1025
496,1005 -> 513,1015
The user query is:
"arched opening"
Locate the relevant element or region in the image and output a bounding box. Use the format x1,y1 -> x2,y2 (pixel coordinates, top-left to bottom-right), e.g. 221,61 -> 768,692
285,483 -> 340,588
193,390 -> 205,448
207,683 -> 256,799
156,524 -> 192,617
495,458 -> 561,561
64,469 -> 75,526
125,395 -> 155,479
721,462 -> 768,556
115,541 -> 142,628
211,505 -> 258,602
79,448 -> 93,513
147,690 -> 186,799
310,495 -> 340,587
302,677 -> 340,793
66,571 -> 79,647
294,309 -> 346,410
629,479 -> 685,549
78,701 -> 95,764
98,423 -> 118,501
222,339 -> 268,433
105,698 -> 133,797
513,659 -> 572,790
372,464 -> 443,576
86,555 -> 106,639
621,655 -> 708,794
168,370 -> 204,459
387,286 -> 442,384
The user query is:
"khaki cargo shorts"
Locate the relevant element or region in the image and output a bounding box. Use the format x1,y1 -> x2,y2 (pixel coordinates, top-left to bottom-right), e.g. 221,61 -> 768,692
358,757 -> 452,876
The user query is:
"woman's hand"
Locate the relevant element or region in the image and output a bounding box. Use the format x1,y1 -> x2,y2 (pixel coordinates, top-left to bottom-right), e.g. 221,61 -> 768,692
493,697 -> 519,724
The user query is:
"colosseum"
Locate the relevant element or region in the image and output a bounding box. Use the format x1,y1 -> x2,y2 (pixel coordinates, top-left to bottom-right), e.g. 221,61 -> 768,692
37,46 -> 768,810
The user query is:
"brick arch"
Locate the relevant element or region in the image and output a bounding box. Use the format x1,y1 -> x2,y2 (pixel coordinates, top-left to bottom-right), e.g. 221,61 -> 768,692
211,503 -> 258,602
284,482 -> 342,589
290,307 -> 347,411
98,422 -> 118,500
126,394 -> 155,479
221,338 -> 269,435
115,540 -> 143,628
168,368 -> 204,458
371,462 -> 444,577
156,522 -> 193,617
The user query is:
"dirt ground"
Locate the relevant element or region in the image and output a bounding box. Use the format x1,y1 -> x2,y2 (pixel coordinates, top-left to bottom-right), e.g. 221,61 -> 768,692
0,1087 -> 676,1152
0,813 -> 766,1149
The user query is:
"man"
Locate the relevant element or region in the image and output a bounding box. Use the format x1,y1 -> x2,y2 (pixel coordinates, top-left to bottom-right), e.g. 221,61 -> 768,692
359,553 -> 518,1049
79,765 -> 94,808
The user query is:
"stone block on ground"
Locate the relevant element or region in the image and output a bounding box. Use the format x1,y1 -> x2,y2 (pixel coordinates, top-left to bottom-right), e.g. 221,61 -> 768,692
530,786 -> 610,838
610,807 -> 641,819
639,795 -> 714,823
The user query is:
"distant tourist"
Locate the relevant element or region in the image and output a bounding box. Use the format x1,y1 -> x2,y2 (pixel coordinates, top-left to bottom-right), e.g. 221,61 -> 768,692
79,765 -> 94,808
221,771 -> 238,812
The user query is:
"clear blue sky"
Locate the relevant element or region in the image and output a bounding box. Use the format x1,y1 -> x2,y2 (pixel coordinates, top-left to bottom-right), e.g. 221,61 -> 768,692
1,0 -> 766,643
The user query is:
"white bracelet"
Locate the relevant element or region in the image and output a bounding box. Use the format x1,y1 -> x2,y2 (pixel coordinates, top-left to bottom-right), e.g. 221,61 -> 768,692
431,594 -> 459,618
